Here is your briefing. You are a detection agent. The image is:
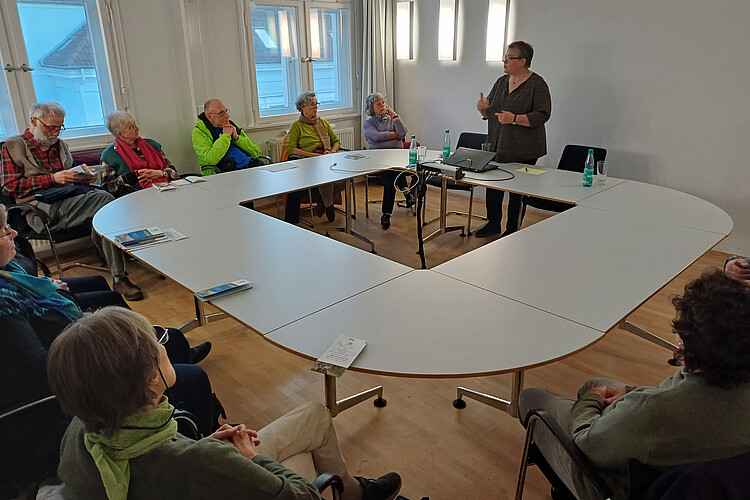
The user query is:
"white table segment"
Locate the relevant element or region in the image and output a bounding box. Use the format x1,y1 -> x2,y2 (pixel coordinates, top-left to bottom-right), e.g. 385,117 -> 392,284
576,180 -> 734,234
266,270 -> 603,377
434,205 -> 728,333
93,185 -> 237,236
118,206 -> 410,334
194,152 -> 387,203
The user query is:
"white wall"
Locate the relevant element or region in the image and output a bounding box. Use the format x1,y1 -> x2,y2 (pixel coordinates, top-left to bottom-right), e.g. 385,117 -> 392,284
394,0 -> 750,253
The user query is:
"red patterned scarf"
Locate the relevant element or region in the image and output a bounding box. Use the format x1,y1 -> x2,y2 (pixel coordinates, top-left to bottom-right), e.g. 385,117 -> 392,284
114,137 -> 167,188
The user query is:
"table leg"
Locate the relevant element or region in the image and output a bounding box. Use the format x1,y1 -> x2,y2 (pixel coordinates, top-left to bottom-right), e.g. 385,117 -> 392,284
453,371 -> 524,418
179,295 -> 229,333
324,373 -> 386,417
326,178 -> 376,253
620,319 -> 681,366
422,177 -> 465,244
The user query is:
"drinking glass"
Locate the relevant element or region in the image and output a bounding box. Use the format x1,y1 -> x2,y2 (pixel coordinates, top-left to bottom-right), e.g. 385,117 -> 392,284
481,142 -> 493,151
417,145 -> 427,161
596,160 -> 608,186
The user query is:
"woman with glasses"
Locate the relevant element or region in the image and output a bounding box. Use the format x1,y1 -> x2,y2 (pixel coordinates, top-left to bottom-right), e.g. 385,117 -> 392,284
50,307 -> 402,500
475,40 -> 552,238
0,205 -> 216,494
286,91 -> 344,222
100,110 -> 180,197
363,92 -> 416,230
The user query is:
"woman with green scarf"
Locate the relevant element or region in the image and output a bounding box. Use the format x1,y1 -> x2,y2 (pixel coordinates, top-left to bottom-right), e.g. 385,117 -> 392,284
50,307 -> 402,500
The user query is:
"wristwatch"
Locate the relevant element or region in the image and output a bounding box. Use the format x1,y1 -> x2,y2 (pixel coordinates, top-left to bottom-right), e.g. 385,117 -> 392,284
512,114 -> 517,125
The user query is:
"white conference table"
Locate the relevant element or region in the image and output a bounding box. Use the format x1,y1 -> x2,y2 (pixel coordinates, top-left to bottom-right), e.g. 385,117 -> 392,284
93,148 -> 732,417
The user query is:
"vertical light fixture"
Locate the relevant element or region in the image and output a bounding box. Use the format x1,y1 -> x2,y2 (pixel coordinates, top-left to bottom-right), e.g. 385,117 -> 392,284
485,0 -> 506,61
279,10 -> 291,58
309,9 -> 321,59
438,0 -> 457,61
396,1 -> 413,60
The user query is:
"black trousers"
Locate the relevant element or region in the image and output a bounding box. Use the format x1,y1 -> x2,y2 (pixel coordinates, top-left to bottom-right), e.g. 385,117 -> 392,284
484,158 -> 537,234
381,170 -> 410,215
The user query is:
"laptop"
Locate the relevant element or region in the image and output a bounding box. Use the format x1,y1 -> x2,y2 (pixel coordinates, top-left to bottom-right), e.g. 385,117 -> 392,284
442,147 -> 497,172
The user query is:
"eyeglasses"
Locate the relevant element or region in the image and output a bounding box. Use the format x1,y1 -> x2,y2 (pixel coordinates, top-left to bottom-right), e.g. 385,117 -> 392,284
502,56 -> 524,62
124,123 -> 138,131
208,109 -> 230,117
1,224 -> 14,239
154,325 -> 169,345
35,118 -> 65,132
305,102 -> 319,107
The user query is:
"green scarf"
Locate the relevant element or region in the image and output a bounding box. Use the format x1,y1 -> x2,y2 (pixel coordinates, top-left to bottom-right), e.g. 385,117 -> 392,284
84,398 -> 178,500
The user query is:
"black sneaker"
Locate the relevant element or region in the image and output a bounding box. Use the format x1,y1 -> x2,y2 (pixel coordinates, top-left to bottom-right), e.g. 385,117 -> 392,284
190,342 -> 212,364
381,213 -> 391,230
404,192 -> 416,208
474,223 -> 502,238
355,473 -> 402,500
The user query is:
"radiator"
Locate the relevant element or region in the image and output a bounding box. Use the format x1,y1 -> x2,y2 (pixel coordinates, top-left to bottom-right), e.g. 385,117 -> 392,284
266,126 -> 356,163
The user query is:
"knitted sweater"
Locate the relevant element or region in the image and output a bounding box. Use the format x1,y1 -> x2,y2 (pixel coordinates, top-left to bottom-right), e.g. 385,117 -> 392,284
363,116 -> 407,149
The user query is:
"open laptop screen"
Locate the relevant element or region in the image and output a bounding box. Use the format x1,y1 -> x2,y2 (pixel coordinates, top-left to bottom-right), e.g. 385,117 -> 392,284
442,147 -> 497,172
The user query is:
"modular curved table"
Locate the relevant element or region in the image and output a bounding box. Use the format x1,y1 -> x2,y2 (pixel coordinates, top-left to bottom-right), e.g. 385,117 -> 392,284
93,149 -> 732,416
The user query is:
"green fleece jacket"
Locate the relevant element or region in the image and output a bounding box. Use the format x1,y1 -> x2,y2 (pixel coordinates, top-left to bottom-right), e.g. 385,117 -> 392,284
191,118 -> 261,168
59,417 -> 321,499
286,119 -> 340,154
571,370 -> 750,499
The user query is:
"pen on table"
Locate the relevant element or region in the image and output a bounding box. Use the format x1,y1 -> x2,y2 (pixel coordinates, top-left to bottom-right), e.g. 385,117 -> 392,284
524,167 -> 529,172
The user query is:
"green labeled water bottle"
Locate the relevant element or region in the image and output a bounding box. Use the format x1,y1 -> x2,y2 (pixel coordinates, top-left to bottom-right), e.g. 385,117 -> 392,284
409,135 -> 417,166
582,148 -> 594,187
442,129 -> 451,159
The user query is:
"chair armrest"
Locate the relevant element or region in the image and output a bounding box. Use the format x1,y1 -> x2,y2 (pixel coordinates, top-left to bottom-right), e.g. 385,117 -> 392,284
522,409 -> 613,499
7,202 -> 51,225
313,472 -> 343,498
174,409 -> 203,440
288,154 -> 305,161
201,165 -> 218,176
255,156 -> 272,166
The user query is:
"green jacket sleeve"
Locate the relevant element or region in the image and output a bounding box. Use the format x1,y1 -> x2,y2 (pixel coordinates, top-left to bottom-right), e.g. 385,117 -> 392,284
235,130 -> 262,158
192,126 -> 231,167
287,121 -> 302,154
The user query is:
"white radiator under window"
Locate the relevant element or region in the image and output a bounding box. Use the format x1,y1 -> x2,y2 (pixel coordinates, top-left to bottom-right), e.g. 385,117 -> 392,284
266,127 -> 355,163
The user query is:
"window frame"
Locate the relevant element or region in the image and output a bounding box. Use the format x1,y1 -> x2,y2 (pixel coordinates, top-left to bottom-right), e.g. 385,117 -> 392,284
241,0 -> 359,128
0,0 -> 132,149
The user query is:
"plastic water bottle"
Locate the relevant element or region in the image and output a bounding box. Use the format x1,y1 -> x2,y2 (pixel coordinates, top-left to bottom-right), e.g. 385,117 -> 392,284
409,135 -> 417,166
442,129 -> 451,159
582,148 -> 594,187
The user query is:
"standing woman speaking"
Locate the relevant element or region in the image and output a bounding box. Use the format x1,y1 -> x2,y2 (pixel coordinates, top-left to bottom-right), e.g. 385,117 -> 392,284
475,41 -> 551,237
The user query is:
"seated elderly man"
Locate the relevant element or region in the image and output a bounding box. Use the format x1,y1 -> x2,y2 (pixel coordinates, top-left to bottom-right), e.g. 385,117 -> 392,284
725,254 -> 750,281
519,270 -> 750,499
0,102 -> 142,301
100,110 -> 180,197
192,99 -> 262,175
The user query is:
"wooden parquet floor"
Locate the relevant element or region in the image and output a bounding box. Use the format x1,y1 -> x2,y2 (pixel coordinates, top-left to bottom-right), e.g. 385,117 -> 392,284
52,181 -> 729,500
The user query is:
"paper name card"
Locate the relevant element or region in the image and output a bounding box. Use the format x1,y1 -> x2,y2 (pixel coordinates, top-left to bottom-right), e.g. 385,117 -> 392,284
317,335 -> 367,369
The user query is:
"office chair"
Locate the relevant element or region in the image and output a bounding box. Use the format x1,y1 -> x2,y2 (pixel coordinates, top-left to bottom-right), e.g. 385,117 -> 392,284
523,144 -> 607,213
422,132 -> 489,235
362,140 -> 416,219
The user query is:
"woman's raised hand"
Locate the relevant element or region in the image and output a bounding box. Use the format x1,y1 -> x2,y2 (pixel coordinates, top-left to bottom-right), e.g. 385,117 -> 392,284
477,93 -> 490,117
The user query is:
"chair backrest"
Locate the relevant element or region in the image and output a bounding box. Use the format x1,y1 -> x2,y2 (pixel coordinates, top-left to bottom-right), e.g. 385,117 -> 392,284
557,145 -> 607,172
628,452 -> 750,500
456,132 -> 488,150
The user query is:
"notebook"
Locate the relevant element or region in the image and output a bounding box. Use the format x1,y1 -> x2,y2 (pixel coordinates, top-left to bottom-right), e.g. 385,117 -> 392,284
442,147 -> 497,172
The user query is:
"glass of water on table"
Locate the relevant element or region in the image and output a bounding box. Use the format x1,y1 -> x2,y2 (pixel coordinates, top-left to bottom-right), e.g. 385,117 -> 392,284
596,160 -> 608,186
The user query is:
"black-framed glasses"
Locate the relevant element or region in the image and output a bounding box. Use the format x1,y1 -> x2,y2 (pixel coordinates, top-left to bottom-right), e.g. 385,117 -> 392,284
502,56 -> 523,62
36,118 -> 65,131
154,325 -> 169,345
208,109 -> 230,117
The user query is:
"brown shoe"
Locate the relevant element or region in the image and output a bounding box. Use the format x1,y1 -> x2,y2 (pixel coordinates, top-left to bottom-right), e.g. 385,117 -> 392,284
113,277 -> 144,301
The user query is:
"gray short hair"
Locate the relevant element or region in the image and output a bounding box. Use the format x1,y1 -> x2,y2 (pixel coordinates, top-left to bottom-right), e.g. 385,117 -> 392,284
295,91 -> 317,112
105,110 -> 136,136
29,102 -> 65,120
365,92 -> 384,117
0,205 -> 7,228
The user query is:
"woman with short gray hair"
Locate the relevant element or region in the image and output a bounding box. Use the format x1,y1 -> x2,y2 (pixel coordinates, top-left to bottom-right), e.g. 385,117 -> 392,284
363,93 -> 414,230
285,92 -> 343,222
100,111 -> 179,197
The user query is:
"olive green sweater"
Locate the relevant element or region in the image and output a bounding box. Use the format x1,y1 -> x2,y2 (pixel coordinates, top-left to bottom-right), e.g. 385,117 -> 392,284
571,370 -> 750,499
59,418 -> 321,499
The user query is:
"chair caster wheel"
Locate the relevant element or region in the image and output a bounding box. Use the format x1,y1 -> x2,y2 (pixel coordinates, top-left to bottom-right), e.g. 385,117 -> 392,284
668,357 -> 682,366
453,398 -> 466,409
373,397 -> 387,408
371,249 -> 377,254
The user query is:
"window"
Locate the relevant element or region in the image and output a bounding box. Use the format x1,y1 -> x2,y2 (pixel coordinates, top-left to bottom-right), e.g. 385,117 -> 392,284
0,0 -> 128,142
248,1 -> 354,120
